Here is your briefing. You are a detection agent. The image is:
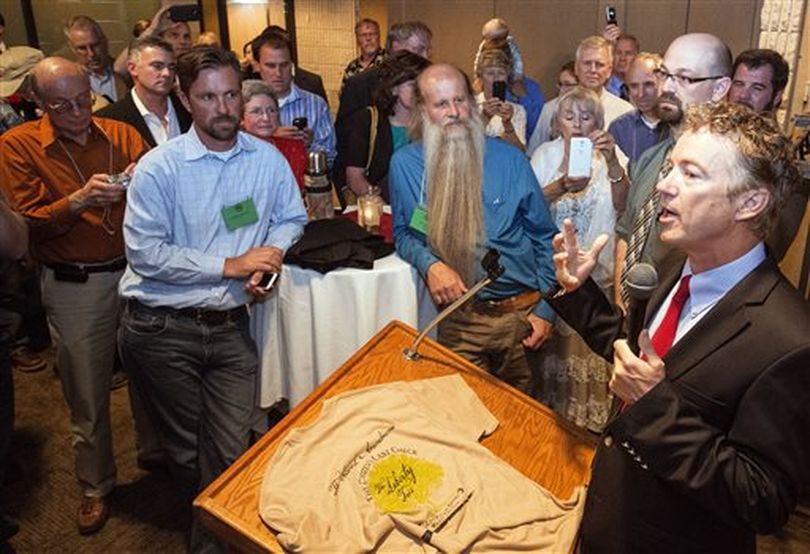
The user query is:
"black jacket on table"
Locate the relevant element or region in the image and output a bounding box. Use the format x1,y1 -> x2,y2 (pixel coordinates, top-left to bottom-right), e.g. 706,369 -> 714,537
549,255 -> 810,553
95,92 -> 192,148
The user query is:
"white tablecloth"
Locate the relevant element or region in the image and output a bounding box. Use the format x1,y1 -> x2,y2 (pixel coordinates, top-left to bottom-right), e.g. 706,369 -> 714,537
250,254 -> 437,409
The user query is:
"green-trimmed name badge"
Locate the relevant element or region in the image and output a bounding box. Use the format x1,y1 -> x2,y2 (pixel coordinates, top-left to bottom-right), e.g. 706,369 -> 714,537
409,205 -> 428,234
221,197 -> 259,231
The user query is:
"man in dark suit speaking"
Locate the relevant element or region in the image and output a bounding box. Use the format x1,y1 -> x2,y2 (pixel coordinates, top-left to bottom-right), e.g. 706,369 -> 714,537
97,36 -> 191,147
549,101 -> 810,553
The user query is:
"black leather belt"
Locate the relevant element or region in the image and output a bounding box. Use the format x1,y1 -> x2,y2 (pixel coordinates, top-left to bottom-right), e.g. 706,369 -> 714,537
127,299 -> 247,326
45,258 -> 127,282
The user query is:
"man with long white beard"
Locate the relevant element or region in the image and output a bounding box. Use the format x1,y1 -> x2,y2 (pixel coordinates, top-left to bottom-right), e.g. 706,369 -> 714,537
391,63 -> 557,393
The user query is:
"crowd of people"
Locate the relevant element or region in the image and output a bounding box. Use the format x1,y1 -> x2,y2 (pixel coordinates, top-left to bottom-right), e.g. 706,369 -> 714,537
0,6 -> 808,554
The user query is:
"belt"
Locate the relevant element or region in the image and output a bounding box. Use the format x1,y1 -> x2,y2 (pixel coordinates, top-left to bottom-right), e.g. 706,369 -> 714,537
469,290 -> 542,315
127,299 -> 247,326
45,258 -> 127,274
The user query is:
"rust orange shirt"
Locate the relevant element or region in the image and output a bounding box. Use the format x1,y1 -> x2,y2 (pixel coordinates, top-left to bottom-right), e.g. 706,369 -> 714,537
0,115 -> 147,264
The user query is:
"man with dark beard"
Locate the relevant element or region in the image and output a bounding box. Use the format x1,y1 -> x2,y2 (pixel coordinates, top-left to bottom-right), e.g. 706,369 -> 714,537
391,64 -> 557,393
613,33 -> 732,310
117,47 -> 306,553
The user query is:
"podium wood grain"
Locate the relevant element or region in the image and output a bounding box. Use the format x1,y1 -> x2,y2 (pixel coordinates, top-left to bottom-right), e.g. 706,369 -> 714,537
195,321 -> 596,553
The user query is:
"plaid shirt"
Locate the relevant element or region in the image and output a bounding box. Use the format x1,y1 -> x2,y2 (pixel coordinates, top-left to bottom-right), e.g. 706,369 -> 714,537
341,48 -> 387,89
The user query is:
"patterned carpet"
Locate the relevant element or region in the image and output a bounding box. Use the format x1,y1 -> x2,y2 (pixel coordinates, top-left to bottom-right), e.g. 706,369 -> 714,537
2,361 -> 186,553
2,354 -> 809,553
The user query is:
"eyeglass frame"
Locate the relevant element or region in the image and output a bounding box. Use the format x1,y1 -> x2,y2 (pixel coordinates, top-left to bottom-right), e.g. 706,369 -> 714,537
243,106 -> 280,118
654,67 -> 725,87
45,91 -> 96,114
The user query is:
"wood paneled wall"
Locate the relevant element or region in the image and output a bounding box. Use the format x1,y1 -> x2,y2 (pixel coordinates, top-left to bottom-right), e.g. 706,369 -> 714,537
375,0 -> 763,97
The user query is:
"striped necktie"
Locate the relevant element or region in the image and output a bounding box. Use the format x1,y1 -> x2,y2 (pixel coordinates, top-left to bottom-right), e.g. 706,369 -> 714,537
620,156 -> 673,306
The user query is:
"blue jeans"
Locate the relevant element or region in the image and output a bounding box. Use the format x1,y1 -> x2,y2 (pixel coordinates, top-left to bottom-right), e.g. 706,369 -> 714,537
118,301 -> 257,553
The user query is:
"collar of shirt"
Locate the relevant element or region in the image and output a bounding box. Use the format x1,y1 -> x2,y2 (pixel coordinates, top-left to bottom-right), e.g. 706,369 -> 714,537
90,66 -> 113,86
182,125 -> 257,162
649,242 -> 767,339
681,241 -> 767,318
278,83 -> 302,109
38,115 -> 108,150
131,87 -> 174,122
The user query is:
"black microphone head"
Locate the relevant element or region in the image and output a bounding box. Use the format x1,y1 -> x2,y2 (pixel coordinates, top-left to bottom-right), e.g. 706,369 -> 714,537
626,263 -> 659,301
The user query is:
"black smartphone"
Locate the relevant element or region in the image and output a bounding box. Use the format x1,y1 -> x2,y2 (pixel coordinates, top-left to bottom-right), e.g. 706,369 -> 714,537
492,80 -> 507,102
605,6 -> 617,25
257,272 -> 278,291
292,117 -> 308,130
169,4 -> 201,22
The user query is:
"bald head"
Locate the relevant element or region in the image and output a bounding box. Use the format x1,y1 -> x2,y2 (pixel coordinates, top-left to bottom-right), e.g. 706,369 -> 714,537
31,57 -> 89,99
415,63 -> 475,133
656,33 -> 732,125
665,33 -> 732,81
31,57 -> 94,140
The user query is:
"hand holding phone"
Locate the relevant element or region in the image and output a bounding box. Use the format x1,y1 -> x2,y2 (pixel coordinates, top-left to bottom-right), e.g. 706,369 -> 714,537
292,117 -> 308,130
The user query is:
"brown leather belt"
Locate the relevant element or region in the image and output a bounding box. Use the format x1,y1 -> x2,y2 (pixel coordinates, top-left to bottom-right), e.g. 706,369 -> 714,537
469,290 -> 542,315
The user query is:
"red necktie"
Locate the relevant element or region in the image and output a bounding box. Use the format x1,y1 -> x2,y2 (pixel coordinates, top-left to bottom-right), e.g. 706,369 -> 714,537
650,275 -> 692,358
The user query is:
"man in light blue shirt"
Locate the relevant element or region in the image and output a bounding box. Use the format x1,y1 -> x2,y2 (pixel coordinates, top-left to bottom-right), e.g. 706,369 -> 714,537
118,47 -> 306,554
254,32 -> 337,166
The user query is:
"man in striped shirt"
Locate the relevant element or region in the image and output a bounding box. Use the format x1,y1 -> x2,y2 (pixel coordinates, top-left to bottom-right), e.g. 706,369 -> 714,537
254,30 -> 336,167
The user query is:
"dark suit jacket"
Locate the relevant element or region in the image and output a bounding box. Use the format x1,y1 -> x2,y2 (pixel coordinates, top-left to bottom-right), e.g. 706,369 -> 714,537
550,256 -> 810,553
295,67 -> 328,106
95,92 -> 192,148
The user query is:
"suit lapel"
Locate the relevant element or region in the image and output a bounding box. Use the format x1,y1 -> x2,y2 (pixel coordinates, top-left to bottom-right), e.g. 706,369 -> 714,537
663,258 -> 779,380
122,94 -> 157,148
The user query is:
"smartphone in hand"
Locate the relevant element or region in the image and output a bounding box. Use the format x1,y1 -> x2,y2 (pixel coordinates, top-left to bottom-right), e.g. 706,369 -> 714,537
492,80 -> 507,102
256,272 -> 279,292
568,137 -> 593,178
605,6 -> 617,25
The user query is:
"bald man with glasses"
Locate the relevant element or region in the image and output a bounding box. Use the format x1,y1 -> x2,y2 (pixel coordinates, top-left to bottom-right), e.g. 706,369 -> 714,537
612,33 -> 732,312
0,57 -> 146,535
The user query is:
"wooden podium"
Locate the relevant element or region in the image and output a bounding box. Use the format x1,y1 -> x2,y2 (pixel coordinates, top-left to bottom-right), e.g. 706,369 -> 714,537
195,321 -> 596,552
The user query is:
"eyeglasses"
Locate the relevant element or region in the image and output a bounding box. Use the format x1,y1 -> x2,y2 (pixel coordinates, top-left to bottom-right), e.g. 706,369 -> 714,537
244,106 -> 279,118
46,91 -> 95,114
654,68 -> 724,87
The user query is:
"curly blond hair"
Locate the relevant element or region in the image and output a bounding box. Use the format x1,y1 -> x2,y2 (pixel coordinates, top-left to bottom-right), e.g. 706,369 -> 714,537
684,102 -> 799,238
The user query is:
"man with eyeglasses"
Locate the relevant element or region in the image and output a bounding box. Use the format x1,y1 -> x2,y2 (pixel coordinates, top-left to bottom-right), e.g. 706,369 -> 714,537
65,15 -> 127,105
341,18 -> 386,90
527,35 -> 634,155
0,57 -> 147,535
612,33 -> 732,311
97,36 -> 192,148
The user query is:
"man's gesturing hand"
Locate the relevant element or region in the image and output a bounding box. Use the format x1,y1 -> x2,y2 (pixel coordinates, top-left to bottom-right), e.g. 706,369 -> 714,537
552,218 -> 609,293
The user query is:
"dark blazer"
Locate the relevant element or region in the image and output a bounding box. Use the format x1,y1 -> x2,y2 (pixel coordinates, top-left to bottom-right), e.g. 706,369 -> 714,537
95,92 -> 192,148
550,256 -> 810,553
294,67 -> 328,107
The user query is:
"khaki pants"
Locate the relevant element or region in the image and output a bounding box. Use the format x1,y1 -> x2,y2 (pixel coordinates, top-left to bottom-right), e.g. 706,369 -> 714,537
438,305 -> 542,394
41,267 -> 121,496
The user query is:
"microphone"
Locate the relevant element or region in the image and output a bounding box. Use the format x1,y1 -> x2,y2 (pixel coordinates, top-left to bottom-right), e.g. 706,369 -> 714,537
404,248 -> 505,361
624,262 -> 658,354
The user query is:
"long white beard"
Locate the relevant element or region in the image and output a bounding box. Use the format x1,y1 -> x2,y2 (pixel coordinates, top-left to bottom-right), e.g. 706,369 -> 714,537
423,111 -> 487,285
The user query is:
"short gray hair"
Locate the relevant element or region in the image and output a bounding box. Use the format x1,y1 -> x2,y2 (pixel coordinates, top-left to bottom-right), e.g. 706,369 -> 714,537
241,79 -> 277,107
